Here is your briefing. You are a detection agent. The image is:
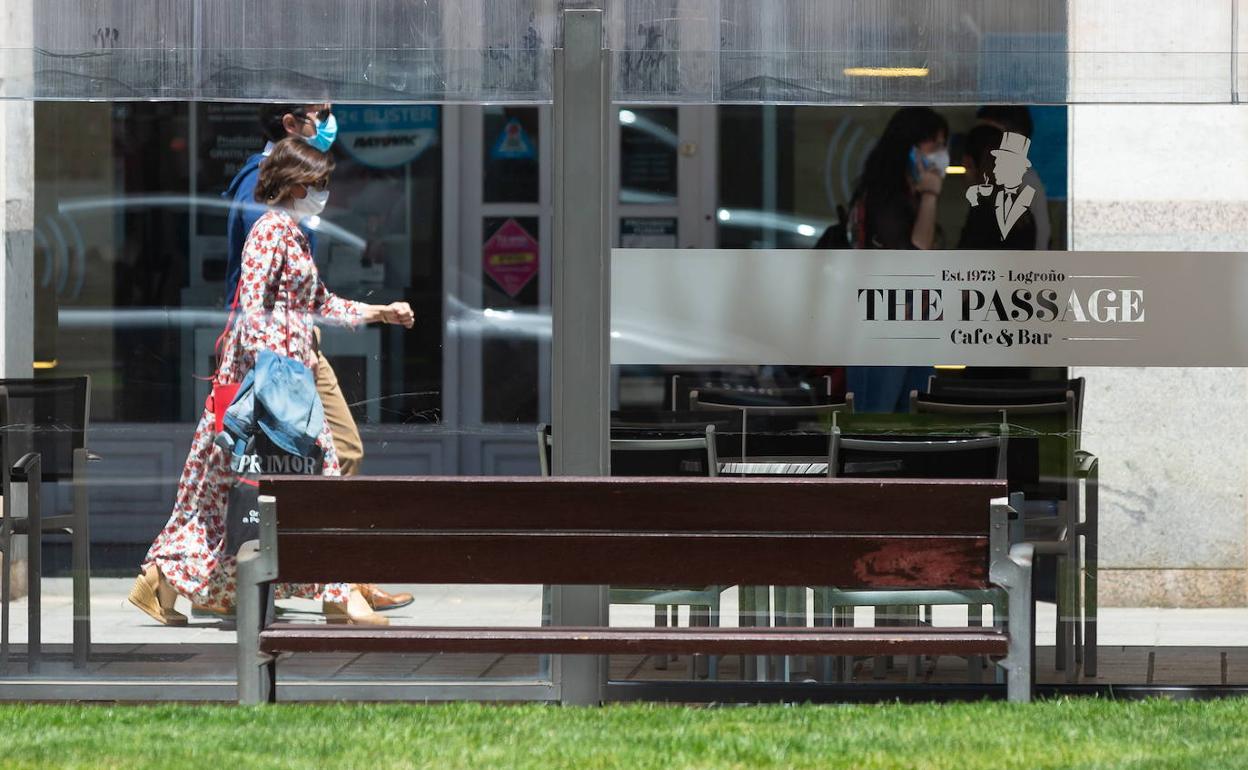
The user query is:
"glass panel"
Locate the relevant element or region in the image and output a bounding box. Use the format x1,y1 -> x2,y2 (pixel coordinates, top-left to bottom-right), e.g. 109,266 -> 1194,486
620,217 -> 677,248
482,216 -> 541,424
619,107 -> 678,203
608,0 -> 1242,105
3,0 -> 560,103
0,1 -> 1245,103
608,104 -> 1248,689
483,107 -> 540,203
6,100 -> 552,690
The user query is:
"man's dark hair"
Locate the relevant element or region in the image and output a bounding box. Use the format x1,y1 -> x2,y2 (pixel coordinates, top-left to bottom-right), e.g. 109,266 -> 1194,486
258,104 -> 307,143
976,106 -> 1034,138
962,124 -> 1005,181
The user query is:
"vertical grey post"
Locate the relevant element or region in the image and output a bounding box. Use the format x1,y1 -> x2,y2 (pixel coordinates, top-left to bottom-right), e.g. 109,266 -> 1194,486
552,7 -> 610,706
0,0 -> 36,608
237,495 -> 279,704
989,497 -> 1034,703
0,0 -> 35,379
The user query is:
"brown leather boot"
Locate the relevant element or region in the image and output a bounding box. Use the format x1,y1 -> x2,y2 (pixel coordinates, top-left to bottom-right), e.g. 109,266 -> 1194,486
359,583 -> 414,611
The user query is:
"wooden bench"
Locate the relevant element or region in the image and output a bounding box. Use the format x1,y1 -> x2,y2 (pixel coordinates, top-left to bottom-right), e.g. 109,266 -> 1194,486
237,476 -> 1034,703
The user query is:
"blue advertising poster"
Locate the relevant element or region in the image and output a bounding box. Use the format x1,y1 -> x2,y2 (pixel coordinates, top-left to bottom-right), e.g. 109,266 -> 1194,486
491,117 -> 536,160
334,105 -> 439,169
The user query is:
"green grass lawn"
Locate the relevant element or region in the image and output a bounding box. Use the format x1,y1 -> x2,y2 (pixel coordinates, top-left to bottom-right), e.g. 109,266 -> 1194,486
0,698 -> 1244,770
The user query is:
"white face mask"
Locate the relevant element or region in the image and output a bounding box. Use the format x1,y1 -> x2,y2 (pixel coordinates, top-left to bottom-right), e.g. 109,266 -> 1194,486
290,188 -> 329,220
923,148 -> 951,177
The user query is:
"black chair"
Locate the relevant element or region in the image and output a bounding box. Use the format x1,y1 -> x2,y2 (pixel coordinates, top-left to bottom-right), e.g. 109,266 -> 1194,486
670,373 -> 837,411
611,410 -> 744,467
536,423 -> 725,678
819,427 -> 1013,683
0,376 -> 92,669
925,376 -> 1086,434
911,384 -> 1097,680
690,394 -> 854,474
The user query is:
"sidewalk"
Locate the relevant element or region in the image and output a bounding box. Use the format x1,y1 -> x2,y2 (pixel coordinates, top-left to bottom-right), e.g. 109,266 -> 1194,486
6,579 -> 1248,685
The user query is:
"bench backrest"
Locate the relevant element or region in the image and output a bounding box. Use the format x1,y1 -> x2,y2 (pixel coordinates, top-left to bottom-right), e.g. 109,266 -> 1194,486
258,476 -> 1008,590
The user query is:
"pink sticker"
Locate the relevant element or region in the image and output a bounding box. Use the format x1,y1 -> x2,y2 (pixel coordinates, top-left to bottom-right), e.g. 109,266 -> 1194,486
483,219 -> 540,297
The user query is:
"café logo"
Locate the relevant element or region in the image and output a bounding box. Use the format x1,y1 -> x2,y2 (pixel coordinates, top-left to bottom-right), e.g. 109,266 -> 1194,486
857,272 -> 1145,348
965,131 -> 1037,240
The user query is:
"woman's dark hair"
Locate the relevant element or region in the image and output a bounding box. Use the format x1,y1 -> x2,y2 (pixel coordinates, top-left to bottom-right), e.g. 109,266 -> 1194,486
257,104 -> 307,143
254,138 -> 335,206
962,124 -> 1005,181
851,107 -> 949,210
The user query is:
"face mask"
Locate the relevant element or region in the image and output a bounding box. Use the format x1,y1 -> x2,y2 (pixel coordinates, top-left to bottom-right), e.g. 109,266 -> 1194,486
910,146 -> 951,179
925,148 -> 950,176
303,113 -> 338,153
290,188 -> 329,220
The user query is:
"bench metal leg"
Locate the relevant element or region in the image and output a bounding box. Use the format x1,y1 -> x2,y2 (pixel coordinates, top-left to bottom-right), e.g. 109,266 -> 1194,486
967,604 -> 984,684
653,606 -> 668,671
992,543 -> 1035,703
872,606 -> 888,680
741,586 -> 769,681
813,587 -> 832,683
237,530 -> 277,705
712,600 -> 721,680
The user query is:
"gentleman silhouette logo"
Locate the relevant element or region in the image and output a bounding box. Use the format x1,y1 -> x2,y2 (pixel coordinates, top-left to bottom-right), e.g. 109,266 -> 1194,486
965,131 -> 1036,240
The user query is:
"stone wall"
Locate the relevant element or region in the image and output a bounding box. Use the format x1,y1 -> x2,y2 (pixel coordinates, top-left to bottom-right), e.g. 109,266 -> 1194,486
0,0 -> 33,598
1071,105 -> 1248,607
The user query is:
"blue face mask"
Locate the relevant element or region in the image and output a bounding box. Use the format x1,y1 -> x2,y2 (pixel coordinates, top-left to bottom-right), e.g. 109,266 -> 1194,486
304,113 -> 337,153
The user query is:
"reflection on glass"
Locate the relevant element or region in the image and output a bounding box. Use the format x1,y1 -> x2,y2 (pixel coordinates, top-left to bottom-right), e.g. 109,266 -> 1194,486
483,107 -> 540,203
482,216 -> 540,423
620,107 -> 678,204
620,217 -> 677,248
12,100 -> 546,687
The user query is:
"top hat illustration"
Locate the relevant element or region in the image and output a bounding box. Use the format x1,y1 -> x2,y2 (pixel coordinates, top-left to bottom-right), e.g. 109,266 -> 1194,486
990,131 -> 1032,163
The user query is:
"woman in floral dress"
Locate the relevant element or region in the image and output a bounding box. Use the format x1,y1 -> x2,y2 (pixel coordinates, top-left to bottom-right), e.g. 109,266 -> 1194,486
129,138 -> 414,626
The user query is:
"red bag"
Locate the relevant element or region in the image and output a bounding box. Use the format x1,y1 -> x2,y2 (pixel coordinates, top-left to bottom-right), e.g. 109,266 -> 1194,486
206,278 -> 246,434
207,382 -> 241,435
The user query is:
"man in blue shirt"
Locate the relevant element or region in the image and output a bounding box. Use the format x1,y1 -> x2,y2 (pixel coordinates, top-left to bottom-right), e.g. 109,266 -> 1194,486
220,104 -> 413,613
223,103 -> 331,305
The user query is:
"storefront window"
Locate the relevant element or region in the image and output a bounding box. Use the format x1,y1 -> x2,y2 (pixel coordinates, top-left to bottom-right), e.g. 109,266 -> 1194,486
7,0 -> 1248,701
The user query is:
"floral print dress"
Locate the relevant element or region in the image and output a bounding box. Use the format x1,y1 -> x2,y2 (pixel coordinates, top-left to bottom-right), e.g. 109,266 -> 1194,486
143,209 -> 365,607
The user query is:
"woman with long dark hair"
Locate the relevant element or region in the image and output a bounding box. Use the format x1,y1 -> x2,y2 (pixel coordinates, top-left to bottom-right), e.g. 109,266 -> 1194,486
846,107 -> 949,412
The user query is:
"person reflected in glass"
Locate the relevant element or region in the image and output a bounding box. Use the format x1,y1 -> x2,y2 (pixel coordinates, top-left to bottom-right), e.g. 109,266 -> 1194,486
131,139 -> 415,627
221,103 -> 413,615
845,107 -> 949,413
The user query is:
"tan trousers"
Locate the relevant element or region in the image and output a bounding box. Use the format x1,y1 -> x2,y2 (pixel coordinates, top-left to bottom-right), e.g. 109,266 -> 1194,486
315,333 -> 364,477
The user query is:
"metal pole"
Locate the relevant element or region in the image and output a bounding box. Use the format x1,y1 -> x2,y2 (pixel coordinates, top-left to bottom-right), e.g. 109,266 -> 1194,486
552,7 -> 610,706
1233,0 -> 1241,104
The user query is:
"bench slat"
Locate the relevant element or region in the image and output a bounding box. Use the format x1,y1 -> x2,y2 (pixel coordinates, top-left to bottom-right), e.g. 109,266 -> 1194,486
259,625 -> 1009,657
275,533 -> 991,589
260,476 -> 1004,535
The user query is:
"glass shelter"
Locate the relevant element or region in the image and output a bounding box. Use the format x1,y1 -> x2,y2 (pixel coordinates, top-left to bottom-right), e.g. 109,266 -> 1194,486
2,0 -> 1248,701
